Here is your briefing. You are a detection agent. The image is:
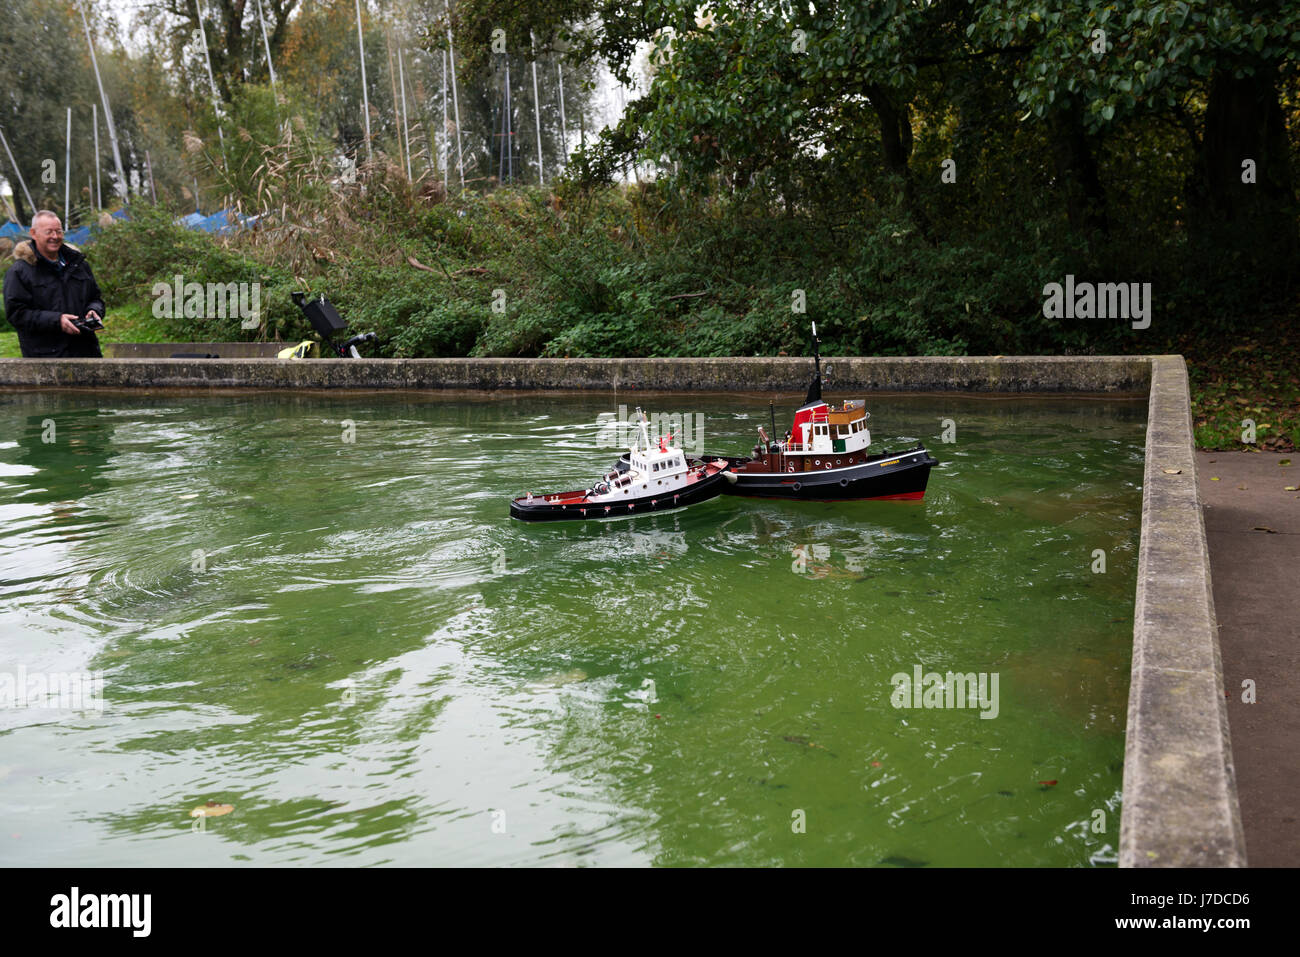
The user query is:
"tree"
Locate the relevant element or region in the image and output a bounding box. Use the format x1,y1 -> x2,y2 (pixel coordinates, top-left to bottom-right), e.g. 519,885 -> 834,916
974,0 -> 1300,251
0,0 -> 101,224
150,0 -> 300,102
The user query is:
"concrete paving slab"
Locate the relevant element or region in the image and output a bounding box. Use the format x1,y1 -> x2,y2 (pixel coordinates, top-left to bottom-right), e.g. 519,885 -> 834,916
1197,449 -> 1300,867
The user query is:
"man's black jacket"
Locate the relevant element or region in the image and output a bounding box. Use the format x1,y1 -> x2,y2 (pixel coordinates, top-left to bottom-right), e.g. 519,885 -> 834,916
3,239 -> 105,357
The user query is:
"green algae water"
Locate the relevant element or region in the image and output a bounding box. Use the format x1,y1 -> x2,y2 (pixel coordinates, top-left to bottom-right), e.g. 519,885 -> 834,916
0,389 -> 1145,867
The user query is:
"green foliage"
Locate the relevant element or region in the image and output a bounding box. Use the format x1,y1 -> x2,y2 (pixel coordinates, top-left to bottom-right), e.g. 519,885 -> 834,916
208,85 -> 335,214
974,0 -> 1300,130
89,203 -> 297,340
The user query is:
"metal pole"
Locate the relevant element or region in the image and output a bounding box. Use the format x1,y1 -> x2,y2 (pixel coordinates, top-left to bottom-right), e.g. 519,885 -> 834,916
496,76 -> 506,184
194,0 -> 226,156
384,29 -> 400,168
92,103 -> 101,208
505,61 -> 512,184
65,108 -> 72,223
530,32 -> 543,187
398,45 -> 412,180
447,28 -> 464,189
557,62 -> 567,162
0,126 -> 35,214
79,4 -> 127,201
355,0 -> 372,161
442,50 -> 449,194
255,0 -> 277,96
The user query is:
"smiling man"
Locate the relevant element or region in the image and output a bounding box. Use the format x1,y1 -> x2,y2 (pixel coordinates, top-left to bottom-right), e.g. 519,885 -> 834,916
3,210 -> 105,357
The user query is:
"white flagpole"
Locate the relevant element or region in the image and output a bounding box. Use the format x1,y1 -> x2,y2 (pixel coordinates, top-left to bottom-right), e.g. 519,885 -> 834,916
92,103 -> 101,209
0,125 -> 36,213
255,0 -> 277,96
355,0 -> 372,161
442,50 -> 449,194
64,108 -> 72,222
79,4 -> 127,201
557,62 -> 567,162
530,32 -> 543,186
504,61 -> 512,183
194,0 -> 226,157
447,29 -> 464,189
398,44 -> 412,180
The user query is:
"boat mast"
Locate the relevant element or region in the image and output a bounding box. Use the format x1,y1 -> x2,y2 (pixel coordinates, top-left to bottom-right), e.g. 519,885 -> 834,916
805,321 -> 823,405
634,407 -> 651,452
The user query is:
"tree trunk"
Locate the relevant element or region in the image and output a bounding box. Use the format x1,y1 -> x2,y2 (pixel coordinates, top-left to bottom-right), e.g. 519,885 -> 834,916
1191,65 -> 1297,254
867,84 -> 931,240
1050,104 -> 1109,236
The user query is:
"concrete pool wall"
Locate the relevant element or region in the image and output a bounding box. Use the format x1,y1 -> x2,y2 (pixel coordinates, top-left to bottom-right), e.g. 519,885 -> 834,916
0,354 -> 1150,393
0,353 -> 1241,867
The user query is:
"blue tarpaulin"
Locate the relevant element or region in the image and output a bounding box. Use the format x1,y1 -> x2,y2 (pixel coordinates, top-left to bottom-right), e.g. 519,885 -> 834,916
4,206 -> 252,247
192,209 -> 256,234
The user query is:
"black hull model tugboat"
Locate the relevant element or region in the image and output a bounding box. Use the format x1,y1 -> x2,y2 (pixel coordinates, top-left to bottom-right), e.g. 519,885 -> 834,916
710,324 -> 938,501
510,408 -> 732,522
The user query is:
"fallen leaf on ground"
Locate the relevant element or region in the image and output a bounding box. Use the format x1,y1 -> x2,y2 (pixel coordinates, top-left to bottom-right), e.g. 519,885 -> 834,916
1280,459 -> 1292,467
1210,476 -> 1221,481
1252,526 -> 1278,534
1285,486 -> 1299,492
1162,468 -> 1182,474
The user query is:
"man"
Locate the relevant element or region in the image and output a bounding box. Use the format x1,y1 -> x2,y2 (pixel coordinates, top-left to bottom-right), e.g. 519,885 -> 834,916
3,210 -> 105,357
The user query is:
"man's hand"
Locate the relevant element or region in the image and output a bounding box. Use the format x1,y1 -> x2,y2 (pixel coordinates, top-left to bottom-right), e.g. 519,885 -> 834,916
60,314 -> 81,335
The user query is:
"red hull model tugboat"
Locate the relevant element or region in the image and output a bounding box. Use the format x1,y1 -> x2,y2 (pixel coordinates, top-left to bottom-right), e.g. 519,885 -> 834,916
510,408 -> 732,522
711,324 -> 938,501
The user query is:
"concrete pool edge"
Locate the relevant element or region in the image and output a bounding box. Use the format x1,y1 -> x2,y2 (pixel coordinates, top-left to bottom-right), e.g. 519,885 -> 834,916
1,352 -> 1243,866
1119,355 -> 1246,868
0,354 -> 1151,393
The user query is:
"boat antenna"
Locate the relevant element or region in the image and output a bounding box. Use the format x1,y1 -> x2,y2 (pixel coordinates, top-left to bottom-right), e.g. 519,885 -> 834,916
634,406 -> 650,451
804,321 -> 823,405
